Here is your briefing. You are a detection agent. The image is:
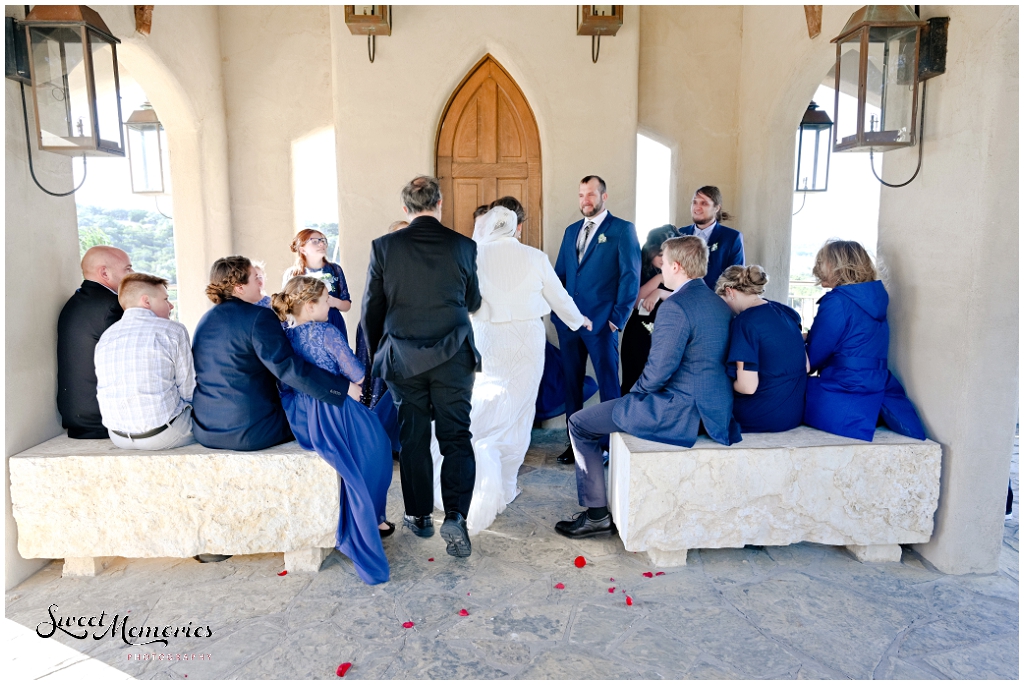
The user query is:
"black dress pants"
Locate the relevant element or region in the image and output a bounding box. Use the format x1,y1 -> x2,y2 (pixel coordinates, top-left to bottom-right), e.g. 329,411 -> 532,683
387,344 -> 476,518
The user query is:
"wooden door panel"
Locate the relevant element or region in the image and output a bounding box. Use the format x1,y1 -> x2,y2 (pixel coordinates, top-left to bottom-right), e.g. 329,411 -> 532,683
437,56 -> 543,249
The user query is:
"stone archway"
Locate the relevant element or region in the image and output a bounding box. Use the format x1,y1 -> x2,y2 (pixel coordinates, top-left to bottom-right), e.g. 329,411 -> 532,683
435,54 -> 543,248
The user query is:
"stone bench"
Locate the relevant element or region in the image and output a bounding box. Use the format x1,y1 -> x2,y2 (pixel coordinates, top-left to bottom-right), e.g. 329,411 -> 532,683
608,426 -> 941,566
9,436 -> 338,576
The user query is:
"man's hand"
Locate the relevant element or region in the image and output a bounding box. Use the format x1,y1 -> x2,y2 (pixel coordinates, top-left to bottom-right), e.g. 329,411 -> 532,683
581,317 -> 593,331
608,322 -> 618,332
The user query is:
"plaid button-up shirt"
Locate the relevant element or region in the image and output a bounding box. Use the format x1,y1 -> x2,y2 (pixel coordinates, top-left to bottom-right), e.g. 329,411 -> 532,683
95,308 -> 195,433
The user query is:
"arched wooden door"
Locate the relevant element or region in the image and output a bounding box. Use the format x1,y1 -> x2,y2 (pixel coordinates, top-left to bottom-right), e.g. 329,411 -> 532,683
436,55 -> 542,248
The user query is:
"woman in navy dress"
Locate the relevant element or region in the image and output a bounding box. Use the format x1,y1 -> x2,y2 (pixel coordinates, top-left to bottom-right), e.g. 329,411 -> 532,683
272,276 -> 393,585
282,229 -> 351,339
716,265 -> 807,432
804,240 -> 926,441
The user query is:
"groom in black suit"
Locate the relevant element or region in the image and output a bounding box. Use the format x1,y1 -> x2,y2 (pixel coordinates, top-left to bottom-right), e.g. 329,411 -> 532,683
362,176 -> 482,557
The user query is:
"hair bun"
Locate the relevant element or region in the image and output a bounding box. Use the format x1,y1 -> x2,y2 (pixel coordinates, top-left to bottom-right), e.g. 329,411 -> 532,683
747,265 -> 768,287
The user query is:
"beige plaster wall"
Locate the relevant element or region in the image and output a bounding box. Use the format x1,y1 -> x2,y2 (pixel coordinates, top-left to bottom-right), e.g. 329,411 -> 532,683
330,5 -> 640,342
219,5 -> 335,284
881,6 -> 1018,574
4,53 -> 83,586
638,5 -> 742,231
93,5 -> 233,332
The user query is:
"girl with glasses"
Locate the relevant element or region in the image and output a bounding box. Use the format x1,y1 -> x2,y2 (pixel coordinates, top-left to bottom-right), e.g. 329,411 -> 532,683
283,229 -> 352,339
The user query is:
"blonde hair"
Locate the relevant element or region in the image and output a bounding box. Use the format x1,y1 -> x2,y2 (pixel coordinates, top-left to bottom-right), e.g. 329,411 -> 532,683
812,240 -> 877,287
662,235 -> 708,279
118,272 -> 168,309
271,276 -> 326,325
715,265 -> 768,296
387,220 -> 408,233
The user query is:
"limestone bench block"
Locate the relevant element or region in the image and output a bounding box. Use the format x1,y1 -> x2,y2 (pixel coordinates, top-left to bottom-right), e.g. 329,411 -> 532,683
607,427 -> 941,566
10,436 -> 338,565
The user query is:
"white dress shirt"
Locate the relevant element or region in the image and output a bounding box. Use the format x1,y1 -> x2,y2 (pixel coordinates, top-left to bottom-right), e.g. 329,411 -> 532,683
473,237 -> 586,329
95,308 -> 195,433
576,209 -> 609,261
692,221 -> 716,243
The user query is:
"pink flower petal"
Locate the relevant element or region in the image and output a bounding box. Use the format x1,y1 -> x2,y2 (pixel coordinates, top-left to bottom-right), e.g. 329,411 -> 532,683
610,577 -> 615,581
402,621 -> 415,629
655,572 -> 665,576
625,596 -> 633,606
428,558 -> 434,562
458,609 -> 469,617
643,572 -> 653,578
277,570 -> 288,576
574,556 -> 586,568
608,587 -> 615,593
336,662 -> 352,677
554,582 -> 565,589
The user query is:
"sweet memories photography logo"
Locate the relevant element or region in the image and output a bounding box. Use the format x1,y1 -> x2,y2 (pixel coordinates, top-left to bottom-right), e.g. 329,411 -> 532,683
35,604 -> 214,647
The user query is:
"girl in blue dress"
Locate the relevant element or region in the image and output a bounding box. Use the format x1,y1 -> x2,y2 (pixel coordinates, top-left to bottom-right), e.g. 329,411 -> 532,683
716,265 -> 807,433
272,276 -> 393,585
282,229 -> 351,339
804,240 -> 926,441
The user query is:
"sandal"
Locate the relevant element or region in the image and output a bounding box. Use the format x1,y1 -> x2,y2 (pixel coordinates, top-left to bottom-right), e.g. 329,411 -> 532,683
379,521 -> 396,538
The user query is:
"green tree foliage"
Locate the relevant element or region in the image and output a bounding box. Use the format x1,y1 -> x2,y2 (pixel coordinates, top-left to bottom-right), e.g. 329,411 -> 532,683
76,205 -> 177,283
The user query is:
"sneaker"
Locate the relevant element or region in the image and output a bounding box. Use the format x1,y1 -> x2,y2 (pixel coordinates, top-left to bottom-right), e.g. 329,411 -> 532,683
440,512 -> 472,557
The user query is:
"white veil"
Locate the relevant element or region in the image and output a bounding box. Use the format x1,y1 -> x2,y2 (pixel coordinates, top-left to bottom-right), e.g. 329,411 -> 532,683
472,206 -> 518,244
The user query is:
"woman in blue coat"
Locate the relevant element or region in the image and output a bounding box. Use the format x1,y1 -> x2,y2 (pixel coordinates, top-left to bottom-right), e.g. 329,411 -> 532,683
716,265 -> 807,433
804,240 -> 925,441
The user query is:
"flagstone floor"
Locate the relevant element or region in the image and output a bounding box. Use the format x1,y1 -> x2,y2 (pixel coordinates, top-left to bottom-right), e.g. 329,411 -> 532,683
5,430 -> 1019,680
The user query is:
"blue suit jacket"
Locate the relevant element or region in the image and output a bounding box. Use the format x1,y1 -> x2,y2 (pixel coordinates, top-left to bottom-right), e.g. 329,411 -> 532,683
192,299 -> 349,451
677,223 -> 744,290
612,278 -> 741,447
552,212 -> 641,333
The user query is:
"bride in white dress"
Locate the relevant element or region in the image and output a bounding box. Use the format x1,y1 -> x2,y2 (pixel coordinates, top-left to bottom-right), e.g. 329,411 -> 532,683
431,205 -> 591,533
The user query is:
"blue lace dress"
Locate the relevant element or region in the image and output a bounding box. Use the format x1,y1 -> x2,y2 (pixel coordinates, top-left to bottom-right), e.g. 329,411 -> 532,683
282,321 -> 392,585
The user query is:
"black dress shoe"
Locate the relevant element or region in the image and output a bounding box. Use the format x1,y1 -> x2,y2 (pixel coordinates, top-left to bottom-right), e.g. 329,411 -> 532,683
403,514 -> 435,538
440,512 -> 472,557
554,511 -> 616,539
556,445 -> 575,464
379,520 -> 396,538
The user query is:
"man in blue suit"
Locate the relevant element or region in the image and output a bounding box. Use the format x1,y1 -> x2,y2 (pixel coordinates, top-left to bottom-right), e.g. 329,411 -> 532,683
192,256 -> 350,451
677,185 -> 744,290
552,175 -> 641,464
555,236 -> 741,538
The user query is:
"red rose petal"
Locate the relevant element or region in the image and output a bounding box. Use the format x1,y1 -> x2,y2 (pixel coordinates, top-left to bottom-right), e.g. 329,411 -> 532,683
428,558 -> 434,562
277,570 -> 288,576
402,621 -> 415,629
655,571 -> 665,576
574,556 -> 586,568
610,577 -> 615,581
608,587 -> 615,593
336,662 -> 352,677
625,595 -> 633,606
554,582 -> 565,589
642,572 -> 653,578
459,609 -> 469,616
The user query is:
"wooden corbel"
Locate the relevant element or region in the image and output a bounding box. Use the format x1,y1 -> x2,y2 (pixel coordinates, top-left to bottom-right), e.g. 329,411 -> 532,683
803,5 -> 822,39
134,5 -> 153,35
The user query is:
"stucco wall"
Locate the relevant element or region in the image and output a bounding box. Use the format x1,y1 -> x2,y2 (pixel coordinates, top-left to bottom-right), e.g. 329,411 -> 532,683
881,5 -> 1019,574
4,55 -> 83,587
219,5 -> 335,284
638,5 -> 743,231
330,5 -> 640,342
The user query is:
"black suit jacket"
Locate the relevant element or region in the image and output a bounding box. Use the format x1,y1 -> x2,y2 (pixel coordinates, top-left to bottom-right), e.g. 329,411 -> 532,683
57,280 -> 123,438
361,215 -> 482,381
191,298 -> 348,451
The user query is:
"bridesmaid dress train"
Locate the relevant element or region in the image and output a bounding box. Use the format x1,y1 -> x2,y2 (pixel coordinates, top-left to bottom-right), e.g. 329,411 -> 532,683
282,321 -> 392,585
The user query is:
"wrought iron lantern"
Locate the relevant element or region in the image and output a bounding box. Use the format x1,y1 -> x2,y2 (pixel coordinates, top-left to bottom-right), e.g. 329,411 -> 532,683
795,101 -> 833,192
21,5 -> 124,156
126,102 -> 165,194
577,6 -> 623,63
830,5 -> 925,153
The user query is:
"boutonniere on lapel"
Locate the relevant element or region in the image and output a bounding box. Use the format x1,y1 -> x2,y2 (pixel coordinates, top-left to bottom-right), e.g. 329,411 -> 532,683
709,242 -> 719,252
597,234 -> 608,244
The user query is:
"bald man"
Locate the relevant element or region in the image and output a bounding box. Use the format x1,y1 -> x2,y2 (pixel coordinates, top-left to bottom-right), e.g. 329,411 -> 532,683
57,246 -> 133,438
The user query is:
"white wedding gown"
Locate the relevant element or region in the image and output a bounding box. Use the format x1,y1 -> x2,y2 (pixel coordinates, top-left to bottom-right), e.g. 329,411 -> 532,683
429,208 -> 585,535
430,317 -> 546,533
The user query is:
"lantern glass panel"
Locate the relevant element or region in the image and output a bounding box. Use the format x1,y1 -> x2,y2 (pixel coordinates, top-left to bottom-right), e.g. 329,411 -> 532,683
796,126 -> 830,192
127,123 -> 164,193
593,6 -> 615,16
29,25 -> 94,151
834,36 -> 861,147
862,26 -> 917,146
353,5 -> 376,16
90,31 -> 122,152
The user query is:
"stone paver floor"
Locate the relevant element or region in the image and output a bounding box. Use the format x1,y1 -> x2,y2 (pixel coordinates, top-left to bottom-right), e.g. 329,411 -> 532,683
5,430 -> 1019,680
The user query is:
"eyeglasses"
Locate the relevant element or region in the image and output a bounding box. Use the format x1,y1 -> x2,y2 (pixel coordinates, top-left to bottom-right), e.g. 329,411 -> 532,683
304,237 -> 328,246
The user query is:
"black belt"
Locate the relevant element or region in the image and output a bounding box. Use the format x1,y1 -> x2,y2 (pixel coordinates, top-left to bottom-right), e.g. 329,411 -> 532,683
111,411 -> 182,440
